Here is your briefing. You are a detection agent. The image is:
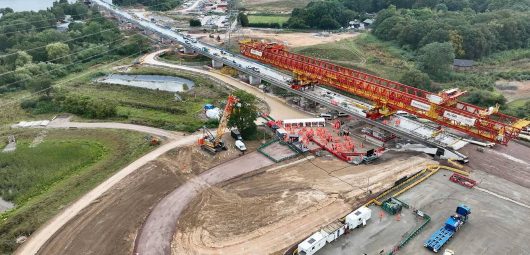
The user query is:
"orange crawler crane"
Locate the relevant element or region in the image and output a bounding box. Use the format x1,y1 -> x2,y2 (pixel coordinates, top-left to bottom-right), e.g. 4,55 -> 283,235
199,95 -> 239,154
239,40 -> 530,145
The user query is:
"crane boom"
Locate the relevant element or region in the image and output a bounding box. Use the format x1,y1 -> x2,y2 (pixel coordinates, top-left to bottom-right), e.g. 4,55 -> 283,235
215,95 -> 239,145
240,40 -> 529,145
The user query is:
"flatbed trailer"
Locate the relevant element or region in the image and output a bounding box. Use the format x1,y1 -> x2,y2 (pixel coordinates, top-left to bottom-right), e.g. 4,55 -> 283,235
424,204 -> 471,253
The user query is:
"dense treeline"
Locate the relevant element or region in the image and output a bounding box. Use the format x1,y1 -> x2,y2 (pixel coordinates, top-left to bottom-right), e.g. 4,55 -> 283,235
0,0 -> 150,94
287,1 -> 357,29
287,0 -> 530,31
373,7 -> 530,59
113,0 -> 181,11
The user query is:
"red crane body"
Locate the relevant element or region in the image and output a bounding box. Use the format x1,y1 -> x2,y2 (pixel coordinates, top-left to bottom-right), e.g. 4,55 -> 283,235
239,41 -> 529,145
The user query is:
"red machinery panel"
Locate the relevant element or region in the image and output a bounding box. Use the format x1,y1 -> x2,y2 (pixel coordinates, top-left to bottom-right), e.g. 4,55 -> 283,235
240,41 -> 529,145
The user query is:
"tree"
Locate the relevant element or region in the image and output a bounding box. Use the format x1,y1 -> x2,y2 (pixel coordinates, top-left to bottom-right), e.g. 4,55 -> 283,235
15,51 -> 32,68
228,90 -> 259,140
0,7 -> 13,15
319,16 -> 341,29
463,90 -> 506,108
238,13 -> 249,27
46,42 -> 70,63
26,77 -> 52,96
189,19 -> 202,27
417,42 -> 455,80
449,30 -> 465,58
399,69 -> 432,91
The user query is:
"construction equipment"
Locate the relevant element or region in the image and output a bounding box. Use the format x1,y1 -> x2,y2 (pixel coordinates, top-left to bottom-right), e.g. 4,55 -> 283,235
381,197 -> 405,215
239,40 -> 530,145
424,204 -> 471,253
199,95 -> 239,154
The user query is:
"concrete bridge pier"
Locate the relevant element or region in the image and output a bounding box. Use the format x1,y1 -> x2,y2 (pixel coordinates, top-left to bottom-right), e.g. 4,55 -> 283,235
212,59 -> 223,68
249,75 -> 262,85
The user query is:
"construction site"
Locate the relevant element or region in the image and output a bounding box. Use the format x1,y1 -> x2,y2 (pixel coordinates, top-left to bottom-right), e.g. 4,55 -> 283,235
6,1 -> 530,255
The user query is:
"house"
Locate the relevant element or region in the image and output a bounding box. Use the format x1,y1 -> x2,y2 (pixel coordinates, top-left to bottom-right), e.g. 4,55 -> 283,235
348,19 -> 365,30
56,22 -> 70,32
362,19 -> 374,27
453,59 -> 474,71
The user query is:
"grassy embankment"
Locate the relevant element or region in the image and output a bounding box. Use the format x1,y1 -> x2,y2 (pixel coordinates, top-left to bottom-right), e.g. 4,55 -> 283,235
68,66 -> 228,132
0,129 -> 152,253
158,51 -> 211,65
294,33 -> 414,81
2,60 -> 229,133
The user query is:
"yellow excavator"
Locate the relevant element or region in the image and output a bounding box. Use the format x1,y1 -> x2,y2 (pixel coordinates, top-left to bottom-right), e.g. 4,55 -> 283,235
199,95 -> 239,154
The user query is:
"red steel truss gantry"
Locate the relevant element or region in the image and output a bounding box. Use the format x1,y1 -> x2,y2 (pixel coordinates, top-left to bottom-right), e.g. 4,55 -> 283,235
240,40 -> 529,145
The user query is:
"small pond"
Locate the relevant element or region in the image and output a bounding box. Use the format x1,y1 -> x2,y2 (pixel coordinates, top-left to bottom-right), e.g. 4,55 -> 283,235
95,74 -> 195,92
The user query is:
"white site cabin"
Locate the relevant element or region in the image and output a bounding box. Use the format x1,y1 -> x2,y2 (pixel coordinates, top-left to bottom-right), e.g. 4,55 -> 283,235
297,207 -> 371,255
345,206 -> 372,229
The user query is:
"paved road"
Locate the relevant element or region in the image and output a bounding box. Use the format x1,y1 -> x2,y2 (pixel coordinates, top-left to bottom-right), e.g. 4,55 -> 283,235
134,151 -> 275,255
47,117 -> 182,139
14,133 -> 201,255
143,50 -> 310,120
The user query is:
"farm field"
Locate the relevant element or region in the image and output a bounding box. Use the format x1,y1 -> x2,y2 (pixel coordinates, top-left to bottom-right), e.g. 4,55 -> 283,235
247,15 -> 289,25
241,0 -> 311,12
0,129 -> 152,253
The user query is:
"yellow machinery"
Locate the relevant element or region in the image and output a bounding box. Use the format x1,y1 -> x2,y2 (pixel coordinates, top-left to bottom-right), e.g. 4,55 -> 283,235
199,95 -> 239,154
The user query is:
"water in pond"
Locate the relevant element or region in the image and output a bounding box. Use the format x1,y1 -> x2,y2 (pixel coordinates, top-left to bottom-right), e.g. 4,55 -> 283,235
0,198 -> 14,213
96,74 -> 194,93
0,0 -> 77,12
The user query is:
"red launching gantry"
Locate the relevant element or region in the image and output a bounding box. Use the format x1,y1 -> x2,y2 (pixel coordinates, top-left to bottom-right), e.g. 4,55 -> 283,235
239,40 -> 530,145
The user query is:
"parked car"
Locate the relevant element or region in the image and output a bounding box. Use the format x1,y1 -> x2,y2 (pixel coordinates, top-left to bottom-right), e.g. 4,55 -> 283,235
231,129 -> 243,140
235,140 -> 247,151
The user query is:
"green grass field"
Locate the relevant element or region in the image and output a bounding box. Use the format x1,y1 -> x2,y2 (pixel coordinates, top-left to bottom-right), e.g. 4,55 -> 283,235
0,129 -> 152,253
294,34 -> 414,81
242,0 -> 311,12
248,15 -> 289,25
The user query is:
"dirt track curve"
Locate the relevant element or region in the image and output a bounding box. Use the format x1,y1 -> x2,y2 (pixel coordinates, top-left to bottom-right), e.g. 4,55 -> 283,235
134,152 -> 275,255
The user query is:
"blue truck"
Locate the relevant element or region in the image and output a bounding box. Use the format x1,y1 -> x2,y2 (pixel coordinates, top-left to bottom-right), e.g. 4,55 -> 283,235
424,204 -> 471,253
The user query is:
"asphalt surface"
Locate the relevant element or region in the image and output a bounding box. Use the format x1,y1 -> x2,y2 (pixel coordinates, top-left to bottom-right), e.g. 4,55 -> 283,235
134,152 -> 274,255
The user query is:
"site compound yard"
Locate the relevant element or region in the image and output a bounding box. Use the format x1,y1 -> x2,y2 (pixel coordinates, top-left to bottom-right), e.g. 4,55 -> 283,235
1,1 -> 529,255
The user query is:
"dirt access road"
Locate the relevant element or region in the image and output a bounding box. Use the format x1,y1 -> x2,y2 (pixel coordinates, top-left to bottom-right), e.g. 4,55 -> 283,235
134,151 -> 275,255
19,49 -> 309,254
47,116 -> 182,139
142,50 -> 310,120
15,127 -> 199,255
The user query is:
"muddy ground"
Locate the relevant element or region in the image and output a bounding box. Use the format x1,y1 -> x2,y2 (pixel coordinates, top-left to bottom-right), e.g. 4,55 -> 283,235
172,151 -> 435,255
37,134 -> 261,255
460,142 -> 530,189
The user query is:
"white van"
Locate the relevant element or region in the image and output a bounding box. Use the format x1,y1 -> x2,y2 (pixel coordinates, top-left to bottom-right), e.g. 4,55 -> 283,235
319,113 -> 333,120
